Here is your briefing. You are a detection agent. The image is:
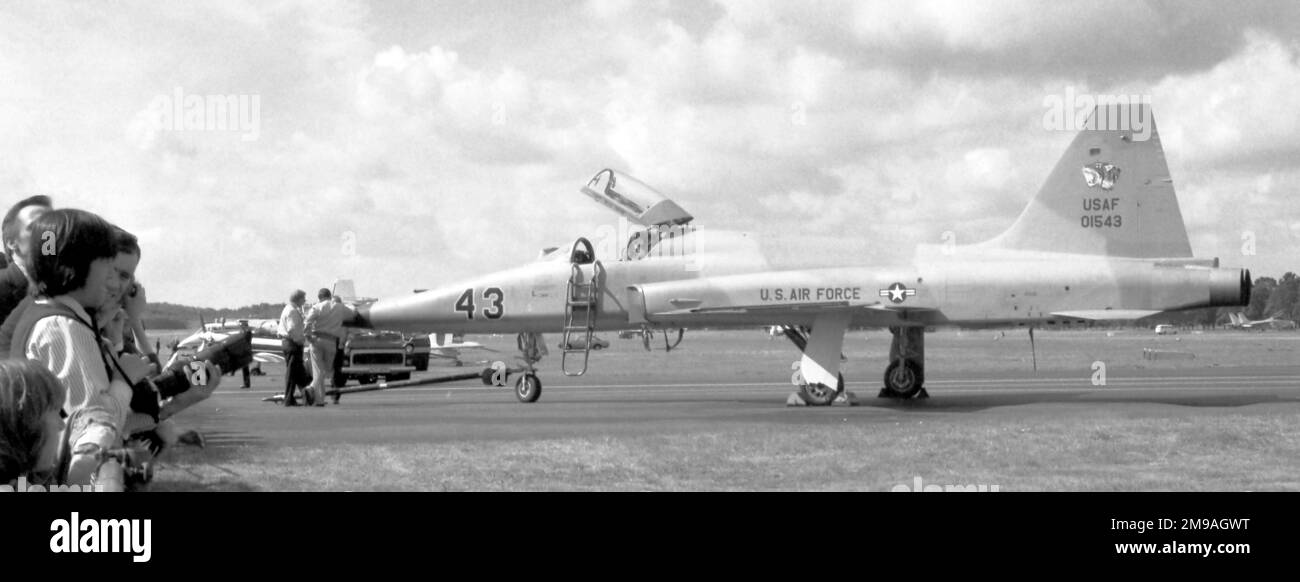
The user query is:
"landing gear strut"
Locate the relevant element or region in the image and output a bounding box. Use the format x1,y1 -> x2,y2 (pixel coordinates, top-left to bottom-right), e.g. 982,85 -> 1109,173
513,332 -> 546,403
880,326 -> 927,399
780,314 -> 852,406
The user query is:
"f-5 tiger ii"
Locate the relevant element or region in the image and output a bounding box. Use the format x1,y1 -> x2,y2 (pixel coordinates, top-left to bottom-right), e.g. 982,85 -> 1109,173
348,104 -> 1250,404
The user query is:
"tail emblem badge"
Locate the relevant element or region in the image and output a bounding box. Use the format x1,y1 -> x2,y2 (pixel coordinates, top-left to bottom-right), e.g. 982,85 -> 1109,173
1082,162 -> 1121,191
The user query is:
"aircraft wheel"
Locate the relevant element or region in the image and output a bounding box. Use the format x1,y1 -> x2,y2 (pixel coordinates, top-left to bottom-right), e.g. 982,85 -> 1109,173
515,374 -> 542,403
882,360 -> 923,399
798,373 -> 844,406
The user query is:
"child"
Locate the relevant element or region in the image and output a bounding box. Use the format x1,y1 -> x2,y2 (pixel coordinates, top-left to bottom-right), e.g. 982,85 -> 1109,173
0,359 -> 67,485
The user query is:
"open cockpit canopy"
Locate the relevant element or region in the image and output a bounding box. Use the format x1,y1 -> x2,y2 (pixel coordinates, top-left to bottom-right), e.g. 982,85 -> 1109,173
580,169 -> 693,227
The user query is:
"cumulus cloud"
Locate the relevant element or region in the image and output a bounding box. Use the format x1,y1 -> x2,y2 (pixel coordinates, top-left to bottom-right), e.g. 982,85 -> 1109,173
0,0 -> 1295,307
1155,33 -> 1300,166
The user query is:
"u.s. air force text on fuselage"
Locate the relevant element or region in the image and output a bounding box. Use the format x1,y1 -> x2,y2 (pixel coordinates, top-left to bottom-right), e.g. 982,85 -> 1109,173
759,287 -> 863,302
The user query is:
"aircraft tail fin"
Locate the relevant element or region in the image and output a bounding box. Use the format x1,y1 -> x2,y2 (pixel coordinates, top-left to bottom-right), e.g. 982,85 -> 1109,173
333,278 -> 358,302
983,103 -> 1192,258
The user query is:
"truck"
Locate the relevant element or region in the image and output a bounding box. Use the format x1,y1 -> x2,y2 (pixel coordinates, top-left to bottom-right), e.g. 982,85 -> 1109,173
332,330 -> 418,386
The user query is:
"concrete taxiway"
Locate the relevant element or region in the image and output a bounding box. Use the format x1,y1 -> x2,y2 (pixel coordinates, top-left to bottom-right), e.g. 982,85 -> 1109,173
177,363 -> 1300,449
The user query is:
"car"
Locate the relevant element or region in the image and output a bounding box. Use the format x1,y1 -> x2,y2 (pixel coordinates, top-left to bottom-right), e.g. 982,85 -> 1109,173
1154,324 -> 1177,335
336,330 -> 416,385
404,333 -> 431,371
559,335 -> 610,350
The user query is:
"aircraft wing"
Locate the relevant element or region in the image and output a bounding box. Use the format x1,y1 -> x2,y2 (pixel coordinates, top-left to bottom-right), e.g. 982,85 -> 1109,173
655,300 -> 937,317
629,270 -> 942,327
176,330 -> 287,362
254,352 -> 286,365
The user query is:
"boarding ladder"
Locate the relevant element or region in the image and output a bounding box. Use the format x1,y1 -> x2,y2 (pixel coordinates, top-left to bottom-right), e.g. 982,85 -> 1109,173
561,238 -> 598,376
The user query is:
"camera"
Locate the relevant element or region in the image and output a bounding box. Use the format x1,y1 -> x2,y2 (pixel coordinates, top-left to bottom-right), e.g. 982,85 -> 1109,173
151,330 -> 254,398
89,446 -> 156,491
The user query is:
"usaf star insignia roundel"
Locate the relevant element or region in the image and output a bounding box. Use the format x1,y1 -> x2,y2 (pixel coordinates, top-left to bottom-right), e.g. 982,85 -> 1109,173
879,282 -> 916,304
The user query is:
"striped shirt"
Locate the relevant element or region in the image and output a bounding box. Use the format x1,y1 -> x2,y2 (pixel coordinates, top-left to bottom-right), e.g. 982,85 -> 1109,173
25,296 -> 131,431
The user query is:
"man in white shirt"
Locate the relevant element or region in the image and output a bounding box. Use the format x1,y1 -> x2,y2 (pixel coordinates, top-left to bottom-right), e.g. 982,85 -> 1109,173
278,289 -> 308,406
304,288 -> 355,407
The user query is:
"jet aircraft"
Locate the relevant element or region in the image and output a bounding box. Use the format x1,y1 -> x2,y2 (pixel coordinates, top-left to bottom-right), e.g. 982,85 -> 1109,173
1226,312 -> 1296,331
349,104 -> 1251,404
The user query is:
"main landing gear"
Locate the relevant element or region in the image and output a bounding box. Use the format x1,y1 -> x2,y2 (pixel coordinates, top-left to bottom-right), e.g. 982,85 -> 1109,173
781,323 -> 929,405
880,326 -> 927,399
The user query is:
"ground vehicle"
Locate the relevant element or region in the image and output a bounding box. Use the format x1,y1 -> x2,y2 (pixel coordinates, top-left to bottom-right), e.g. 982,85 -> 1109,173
336,330 -> 416,385
404,333 -> 430,371
1155,324 -> 1178,335
559,335 -> 610,350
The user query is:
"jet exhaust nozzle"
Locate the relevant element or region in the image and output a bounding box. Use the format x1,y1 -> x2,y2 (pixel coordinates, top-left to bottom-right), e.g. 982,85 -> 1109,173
1208,268 -> 1251,308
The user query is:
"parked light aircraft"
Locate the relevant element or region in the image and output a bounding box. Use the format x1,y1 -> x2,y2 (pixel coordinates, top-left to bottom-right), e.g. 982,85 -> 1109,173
1226,312 -> 1296,330
426,332 -> 488,365
348,105 -> 1251,404
173,317 -> 286,364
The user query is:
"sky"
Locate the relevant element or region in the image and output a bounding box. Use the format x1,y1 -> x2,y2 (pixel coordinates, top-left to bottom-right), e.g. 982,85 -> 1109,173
1,0 -> 1298,307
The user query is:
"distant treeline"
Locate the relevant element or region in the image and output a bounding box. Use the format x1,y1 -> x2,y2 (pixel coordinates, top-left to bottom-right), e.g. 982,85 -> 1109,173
142,301 -> 283,330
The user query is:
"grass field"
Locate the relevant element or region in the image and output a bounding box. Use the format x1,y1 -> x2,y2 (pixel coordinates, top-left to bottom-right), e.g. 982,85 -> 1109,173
155,405 -> 1300,491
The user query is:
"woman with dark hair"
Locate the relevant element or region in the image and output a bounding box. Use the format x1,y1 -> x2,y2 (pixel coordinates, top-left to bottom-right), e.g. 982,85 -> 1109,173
10,208 -> 132,487
0,359 -> 67,485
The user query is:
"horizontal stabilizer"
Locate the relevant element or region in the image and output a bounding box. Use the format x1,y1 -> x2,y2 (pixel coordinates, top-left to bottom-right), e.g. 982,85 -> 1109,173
1051,310 -> 1162,321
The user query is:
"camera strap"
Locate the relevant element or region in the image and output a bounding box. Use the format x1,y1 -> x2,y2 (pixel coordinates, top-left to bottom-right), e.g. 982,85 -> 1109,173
12,301 -> 114,381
